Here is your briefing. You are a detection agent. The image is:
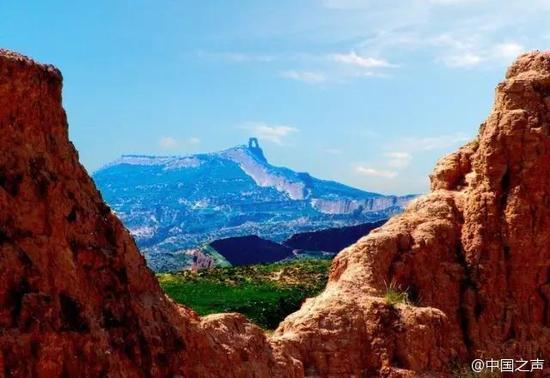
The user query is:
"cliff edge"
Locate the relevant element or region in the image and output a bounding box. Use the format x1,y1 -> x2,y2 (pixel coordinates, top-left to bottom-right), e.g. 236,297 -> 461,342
271,51 -> 550,376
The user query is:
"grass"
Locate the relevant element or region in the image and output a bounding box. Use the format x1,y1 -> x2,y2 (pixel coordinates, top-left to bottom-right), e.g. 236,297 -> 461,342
199,245 -> 231,267
384,281 -> 410,306
158,259 -> 331,329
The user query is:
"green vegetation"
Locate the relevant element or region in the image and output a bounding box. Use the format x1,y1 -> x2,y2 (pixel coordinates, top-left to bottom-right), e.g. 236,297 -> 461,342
384,281 -> 410,306
158,259 -> 331,329
199,244 -> 231,267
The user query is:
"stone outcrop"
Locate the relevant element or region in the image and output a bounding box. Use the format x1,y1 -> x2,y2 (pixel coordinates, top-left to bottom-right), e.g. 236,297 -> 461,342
1,48 -> 549,377
271,51 -> 550,376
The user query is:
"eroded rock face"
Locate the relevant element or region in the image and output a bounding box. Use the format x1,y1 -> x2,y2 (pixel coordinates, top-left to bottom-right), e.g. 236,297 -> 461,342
0,49 -> 297,378
272,51 -> 550,376
0,49 -> 188,377
1,48 -> 549,377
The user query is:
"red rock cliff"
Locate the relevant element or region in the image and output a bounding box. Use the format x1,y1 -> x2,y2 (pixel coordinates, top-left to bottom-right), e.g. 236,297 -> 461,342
272,51 -> 550,376
0,49 -> 549,377
0,49 -> 297,378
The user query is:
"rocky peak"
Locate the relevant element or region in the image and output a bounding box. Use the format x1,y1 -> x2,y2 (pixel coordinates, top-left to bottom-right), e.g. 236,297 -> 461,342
247,137 -> 267,163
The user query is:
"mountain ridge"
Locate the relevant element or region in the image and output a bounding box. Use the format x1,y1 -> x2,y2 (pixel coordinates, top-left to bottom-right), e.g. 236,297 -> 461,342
98,144 -> 388,199
189,219 -> 386,269
93,139 -> 414,271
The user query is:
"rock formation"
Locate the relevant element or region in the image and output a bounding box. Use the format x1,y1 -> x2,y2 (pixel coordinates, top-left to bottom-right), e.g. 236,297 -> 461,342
271,51 -> 550,376
1,48 -> 549,377
0,49 -> 296,378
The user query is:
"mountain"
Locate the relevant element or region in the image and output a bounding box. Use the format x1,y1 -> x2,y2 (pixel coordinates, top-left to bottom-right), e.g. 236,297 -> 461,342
210,236 -> 293,265
190,220 -> 387,270
187,236 -> 293,271
283,219 -> 387,253
93,138 -> 415,271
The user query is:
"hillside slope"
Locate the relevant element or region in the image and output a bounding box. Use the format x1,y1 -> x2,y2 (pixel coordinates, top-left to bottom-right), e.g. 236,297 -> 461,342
283,219 -> 386,253
188,220 -> 386,269
209,235 -> 293,266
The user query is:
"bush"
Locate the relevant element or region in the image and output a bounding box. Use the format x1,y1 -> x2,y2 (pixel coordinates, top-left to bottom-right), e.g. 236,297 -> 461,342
384,281 -> 410,306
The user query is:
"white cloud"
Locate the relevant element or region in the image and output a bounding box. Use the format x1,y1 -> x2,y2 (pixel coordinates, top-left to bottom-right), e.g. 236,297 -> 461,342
441,52 -> 483,68
492,42 -> 524,60
280,52 -> 394,83
241,122 -> 299,145
354,134 -> 466,183
353,151 -> 410,181
385,151 -> 412,169
331,51 -> 394,69
202,49 -> 395,82
197,0 -> 537,87
280,70 -> 326,84
355,165 -> 397,179
433,34 -> 484,68
188,137 -> 201,145
158,136 -> 178,150
396,133 -> 469,152
158,136 -> 200,150
317,1 -> 540,73
435,35 -> 525,68
198,51 -> 275,63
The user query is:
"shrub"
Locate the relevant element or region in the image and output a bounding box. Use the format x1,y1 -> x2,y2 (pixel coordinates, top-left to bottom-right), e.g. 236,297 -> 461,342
384,281 -> 410,306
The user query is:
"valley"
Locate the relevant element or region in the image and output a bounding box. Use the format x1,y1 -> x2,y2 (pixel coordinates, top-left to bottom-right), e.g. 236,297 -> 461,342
158,259 -> 330,329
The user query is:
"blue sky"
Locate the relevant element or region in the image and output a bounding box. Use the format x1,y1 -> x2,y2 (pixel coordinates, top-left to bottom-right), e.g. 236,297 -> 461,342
1,1 -> 549,194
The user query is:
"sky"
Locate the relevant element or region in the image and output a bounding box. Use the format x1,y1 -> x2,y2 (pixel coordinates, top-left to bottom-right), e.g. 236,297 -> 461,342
1,1 -> 549,195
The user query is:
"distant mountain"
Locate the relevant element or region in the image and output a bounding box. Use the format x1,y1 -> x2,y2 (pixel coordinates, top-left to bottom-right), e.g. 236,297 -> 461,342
93,138 -> 415,271
210,236 -> 293,266
190,220 -> 387,270
283,219 -> 387,253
